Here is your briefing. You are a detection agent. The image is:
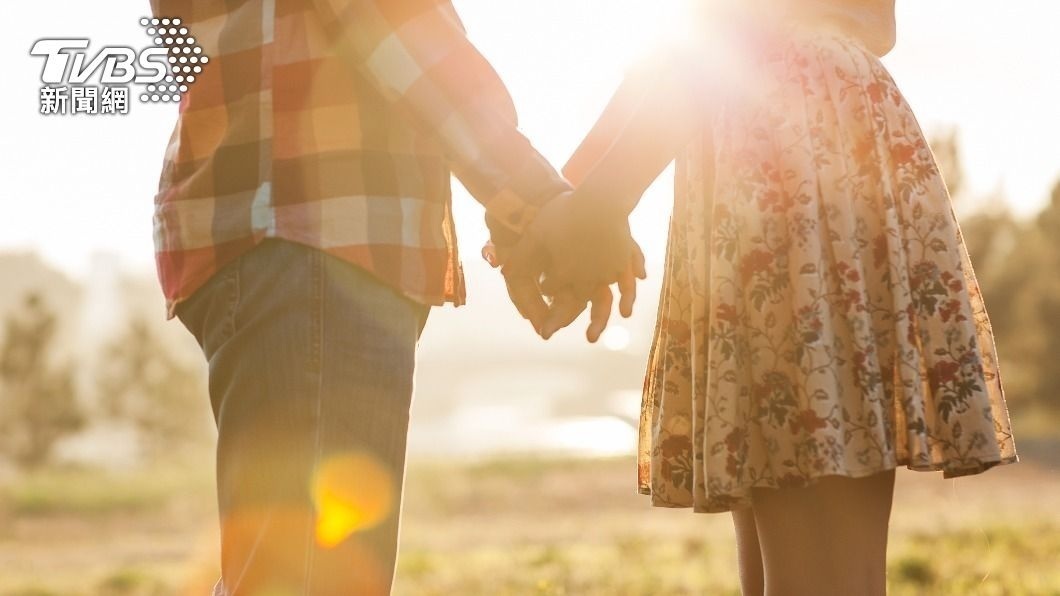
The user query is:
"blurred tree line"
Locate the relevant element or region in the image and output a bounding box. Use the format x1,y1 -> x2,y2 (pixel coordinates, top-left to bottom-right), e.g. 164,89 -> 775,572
0,293 -> 208,471
938,130 -> 1060,418
0,294 -> 81,469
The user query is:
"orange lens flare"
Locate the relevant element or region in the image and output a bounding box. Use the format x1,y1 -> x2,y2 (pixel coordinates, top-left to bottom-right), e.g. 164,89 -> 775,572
311,453 -> 395,548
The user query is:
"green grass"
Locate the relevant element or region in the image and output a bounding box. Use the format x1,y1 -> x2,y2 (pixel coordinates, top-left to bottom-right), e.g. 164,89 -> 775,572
1,463 -> 212,517
1,455 -> 1058,595
95,569 -> 171,596
394,539 -> 743,596
390,523 -> 1060,596
886,524 -> 1060,595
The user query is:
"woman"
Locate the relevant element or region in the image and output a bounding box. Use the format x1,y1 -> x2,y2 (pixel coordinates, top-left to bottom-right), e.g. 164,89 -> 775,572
525,0 -> 1018,593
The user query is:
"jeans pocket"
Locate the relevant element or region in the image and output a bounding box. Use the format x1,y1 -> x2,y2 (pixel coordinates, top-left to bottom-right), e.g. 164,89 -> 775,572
175,260 -> 240,357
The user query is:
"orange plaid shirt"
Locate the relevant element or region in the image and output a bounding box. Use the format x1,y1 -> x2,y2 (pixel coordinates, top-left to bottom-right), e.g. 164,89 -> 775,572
151,0 -> 569,318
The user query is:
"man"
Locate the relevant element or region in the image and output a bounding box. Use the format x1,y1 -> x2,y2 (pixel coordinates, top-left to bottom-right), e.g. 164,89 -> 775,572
151,0 -> 632,593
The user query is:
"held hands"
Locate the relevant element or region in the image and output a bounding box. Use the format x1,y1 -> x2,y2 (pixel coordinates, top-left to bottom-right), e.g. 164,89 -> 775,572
485,192 -> 646,342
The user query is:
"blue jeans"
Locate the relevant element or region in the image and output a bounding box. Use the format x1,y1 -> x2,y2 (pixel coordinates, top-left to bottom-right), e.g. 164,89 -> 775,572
176,239 -> 429,595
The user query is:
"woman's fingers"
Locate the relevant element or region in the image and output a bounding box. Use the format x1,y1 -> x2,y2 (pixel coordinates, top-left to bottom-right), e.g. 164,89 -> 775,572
618,242 -> 646,317
617,266 -> 637,318
586,285 -> 614,343
631,241 -> 647,280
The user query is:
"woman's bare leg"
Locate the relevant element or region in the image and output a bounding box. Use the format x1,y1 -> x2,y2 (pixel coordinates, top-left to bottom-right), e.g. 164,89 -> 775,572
750,470 -> 895,596
732,506 -> 765,596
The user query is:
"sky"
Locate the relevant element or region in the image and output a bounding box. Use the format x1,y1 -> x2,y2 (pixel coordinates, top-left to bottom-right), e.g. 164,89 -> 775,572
1,0 -> 1058,282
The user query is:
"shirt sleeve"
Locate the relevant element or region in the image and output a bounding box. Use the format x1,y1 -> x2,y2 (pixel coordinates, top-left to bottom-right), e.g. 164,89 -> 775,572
310,0 -> 570,234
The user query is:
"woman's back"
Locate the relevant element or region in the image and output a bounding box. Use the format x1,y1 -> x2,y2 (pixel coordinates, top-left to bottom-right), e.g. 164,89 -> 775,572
800,0 -> 896,55
707,0 -> 896,55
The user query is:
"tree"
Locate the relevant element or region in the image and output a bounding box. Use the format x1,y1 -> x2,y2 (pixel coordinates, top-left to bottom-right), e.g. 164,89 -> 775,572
0,293 -> 83,469
959,207 -> 1020,334
1027,180 -> 1060,409
95,318 -> 209,455
930,128 -> 965,202
928,129 -> 1060,411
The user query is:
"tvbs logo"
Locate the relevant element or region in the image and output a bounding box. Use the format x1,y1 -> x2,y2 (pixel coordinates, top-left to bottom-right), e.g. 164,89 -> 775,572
31,17 -> 208,115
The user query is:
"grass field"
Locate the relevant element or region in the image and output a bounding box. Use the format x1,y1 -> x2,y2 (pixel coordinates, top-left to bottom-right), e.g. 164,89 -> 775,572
1,447 -> 1058,595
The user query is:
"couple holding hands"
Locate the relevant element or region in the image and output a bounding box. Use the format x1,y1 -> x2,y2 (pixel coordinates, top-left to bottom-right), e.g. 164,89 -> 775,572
152,0 -> 1016,594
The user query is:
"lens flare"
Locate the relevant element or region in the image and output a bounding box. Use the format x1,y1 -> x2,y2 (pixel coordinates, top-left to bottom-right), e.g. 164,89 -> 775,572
218,504 -> 390,594
311,453 -> 395,548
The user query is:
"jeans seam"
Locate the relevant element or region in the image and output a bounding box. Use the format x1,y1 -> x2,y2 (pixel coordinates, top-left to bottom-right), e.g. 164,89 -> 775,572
216,259 -> 245,596
302,248 -> 325,594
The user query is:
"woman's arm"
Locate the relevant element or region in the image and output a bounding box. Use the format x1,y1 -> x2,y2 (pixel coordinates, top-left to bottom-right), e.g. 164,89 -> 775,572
505,48 -> 707,306
562,70 -> 646,186
518,51 -> 706,339
568,48 -> 707,217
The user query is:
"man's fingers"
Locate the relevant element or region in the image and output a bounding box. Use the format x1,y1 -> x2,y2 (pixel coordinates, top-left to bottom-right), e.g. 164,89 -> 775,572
586,285 -> 614,343
539,272 -> 565,299
540,261 -> 623,299
540,292 -> 588,340
505,276 -> 548,332
482,241 -> 508,269
617,267 -> 637,319
501,235 -> 546,280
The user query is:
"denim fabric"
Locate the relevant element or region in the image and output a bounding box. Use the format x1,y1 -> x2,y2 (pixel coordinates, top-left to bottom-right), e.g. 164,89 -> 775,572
176,239 -> 429,595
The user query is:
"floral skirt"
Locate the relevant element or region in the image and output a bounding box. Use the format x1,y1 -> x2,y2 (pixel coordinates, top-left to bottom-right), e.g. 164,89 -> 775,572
639,25 -> 1017,513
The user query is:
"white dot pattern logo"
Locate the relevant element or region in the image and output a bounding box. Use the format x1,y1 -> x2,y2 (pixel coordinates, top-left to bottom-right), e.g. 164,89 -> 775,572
139,16 -> 208,103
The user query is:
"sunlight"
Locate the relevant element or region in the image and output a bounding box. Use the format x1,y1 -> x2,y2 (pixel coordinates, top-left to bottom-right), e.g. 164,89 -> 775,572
542,416 -> 637,457
600,325 -> 632,352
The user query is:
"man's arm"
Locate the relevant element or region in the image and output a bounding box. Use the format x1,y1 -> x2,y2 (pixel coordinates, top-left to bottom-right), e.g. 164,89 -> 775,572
310,0 -> 569,237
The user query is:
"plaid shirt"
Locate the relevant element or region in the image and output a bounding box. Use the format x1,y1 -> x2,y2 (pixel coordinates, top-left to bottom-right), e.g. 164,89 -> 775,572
151,0 -> 569,318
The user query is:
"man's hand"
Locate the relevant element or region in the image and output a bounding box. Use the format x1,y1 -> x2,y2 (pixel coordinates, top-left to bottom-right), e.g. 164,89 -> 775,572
484,241 -> 549,334
503,270 -> 550,335
502,193 -> 634,303
484,238 -> 646,341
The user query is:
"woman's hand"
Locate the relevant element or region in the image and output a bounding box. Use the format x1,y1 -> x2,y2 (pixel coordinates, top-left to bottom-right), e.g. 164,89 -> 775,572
503,191 -> 634,302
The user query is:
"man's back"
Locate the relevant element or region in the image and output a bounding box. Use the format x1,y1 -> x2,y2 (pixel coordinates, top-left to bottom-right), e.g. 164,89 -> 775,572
152,0 -> 567,318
